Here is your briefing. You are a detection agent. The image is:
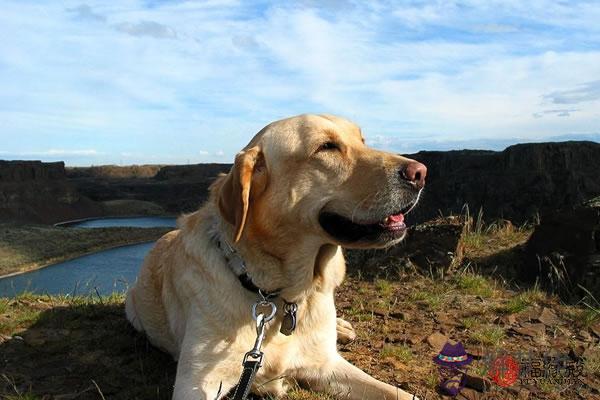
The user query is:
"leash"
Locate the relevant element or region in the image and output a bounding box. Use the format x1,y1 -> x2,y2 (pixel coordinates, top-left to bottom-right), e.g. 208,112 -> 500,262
231,292 -> 276,400
214,232 -> 298,399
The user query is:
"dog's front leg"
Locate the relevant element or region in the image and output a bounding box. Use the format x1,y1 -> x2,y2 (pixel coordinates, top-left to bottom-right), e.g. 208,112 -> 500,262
303,355 -> 418,400
173,325 -> 240,400
173,355 -> 239,400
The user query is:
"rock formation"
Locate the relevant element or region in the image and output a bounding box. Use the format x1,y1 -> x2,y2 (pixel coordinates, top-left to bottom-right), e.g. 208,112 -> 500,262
345,217 -> 466,277
2,141 -> 599,227
523,196 -> 600,299
408,141 -> 600,224
66,163 -> 231,214
0,161 -> 101,224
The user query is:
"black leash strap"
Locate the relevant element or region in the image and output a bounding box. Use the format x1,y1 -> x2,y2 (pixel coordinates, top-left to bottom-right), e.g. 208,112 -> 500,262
230,300 -> 275,400
231,353 -> 263,400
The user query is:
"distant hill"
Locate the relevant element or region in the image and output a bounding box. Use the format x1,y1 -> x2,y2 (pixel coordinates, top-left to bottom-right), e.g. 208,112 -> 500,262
0,161 -> 102,224
408,141 -> 600,223
66,163 -> 231,216
1,141 -> 599,224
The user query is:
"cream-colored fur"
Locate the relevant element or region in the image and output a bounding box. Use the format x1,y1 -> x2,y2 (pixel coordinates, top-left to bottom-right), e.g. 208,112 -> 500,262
126,114 -> 422,400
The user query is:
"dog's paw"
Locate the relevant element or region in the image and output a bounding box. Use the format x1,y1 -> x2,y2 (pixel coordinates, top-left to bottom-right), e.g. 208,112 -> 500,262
336,317 -> 356,344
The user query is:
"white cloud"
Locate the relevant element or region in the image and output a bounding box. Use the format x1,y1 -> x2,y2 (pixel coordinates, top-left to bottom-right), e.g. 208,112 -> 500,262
473,23 -> 519,34
0,149 -> 102,157
0,0 -> 599,165
543,80 -> 600,105
114,20 -> 177,39
66,4 -> 105,22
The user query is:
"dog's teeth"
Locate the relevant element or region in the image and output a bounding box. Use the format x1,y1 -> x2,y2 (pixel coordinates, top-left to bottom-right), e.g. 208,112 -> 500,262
383,216 -> 389,224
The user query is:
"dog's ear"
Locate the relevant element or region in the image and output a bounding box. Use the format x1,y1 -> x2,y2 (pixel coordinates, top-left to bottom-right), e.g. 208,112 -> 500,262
218,146 -> 266,242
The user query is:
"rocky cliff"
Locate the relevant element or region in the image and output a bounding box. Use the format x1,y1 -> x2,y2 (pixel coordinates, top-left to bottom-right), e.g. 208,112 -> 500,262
0,161 -> 101,224
523,196 -> 600,299
408,141 -> 600,223
3,141 -> 599,225
68,141 -> 600,224
66,163 -> 231,214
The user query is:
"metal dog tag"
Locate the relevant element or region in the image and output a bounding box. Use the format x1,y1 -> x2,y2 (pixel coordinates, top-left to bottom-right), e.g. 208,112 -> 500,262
280,302 -> 298,336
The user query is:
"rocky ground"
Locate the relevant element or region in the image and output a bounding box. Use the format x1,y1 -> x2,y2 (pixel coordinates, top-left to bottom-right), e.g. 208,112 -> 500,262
0,224 -> 172,277
0,223 -> 599,400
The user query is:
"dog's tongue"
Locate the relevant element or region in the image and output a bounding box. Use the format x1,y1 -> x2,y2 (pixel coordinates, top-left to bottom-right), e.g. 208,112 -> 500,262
389,213 -> 404,223
383,213 -> 404,227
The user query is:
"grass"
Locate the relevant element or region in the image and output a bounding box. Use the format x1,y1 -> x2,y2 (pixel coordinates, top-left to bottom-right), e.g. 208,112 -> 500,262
1,279 -> 599,399
286,389 -> 333,400
375,279 -> 394,297
460,316 -> 481,329
469,325 -> 505,346
579,286 -> 600,327
469,360 -> 489,377
537,379 -> 560,394
424,371 -> 439,390
0,298 -> 9,314
0,294 -> 43,335
0,209 -> 598,399
498,288 -> 546,314
0,223 -> 173,276
461,206 -> 532,259
408,290 -> 445,309
581,307 -> 600,327
584,348 -> 600,376
0,376 -> 41,400
0,293 -> 177,400
380,344 -> 413,363
0,292 -> 126,336
455,274 -> 495,298
3,393 -> 41,400
345,300 -> 373,322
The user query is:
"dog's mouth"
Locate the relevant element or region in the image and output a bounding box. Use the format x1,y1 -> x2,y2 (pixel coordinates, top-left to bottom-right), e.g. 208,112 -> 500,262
318,199 -> 418,246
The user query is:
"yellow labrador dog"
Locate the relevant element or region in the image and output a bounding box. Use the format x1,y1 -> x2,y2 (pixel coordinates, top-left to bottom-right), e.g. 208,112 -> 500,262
125,114 -> 426,400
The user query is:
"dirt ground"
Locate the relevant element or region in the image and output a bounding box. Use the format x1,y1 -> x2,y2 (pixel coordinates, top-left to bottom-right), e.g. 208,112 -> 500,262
0,268 -> 599,400
0,221 -> 599,400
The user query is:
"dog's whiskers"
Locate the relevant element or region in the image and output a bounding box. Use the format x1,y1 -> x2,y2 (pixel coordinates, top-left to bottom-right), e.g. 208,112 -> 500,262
350,190 -> 382,223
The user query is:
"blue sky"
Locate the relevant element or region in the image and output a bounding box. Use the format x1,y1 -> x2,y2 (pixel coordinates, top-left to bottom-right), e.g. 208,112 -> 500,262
1,0 -> 599,165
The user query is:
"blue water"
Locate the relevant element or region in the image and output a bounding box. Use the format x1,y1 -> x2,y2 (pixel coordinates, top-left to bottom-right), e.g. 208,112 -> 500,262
0,242 -> 155,297
68,216 -> 177,228
0,216 -> 178,297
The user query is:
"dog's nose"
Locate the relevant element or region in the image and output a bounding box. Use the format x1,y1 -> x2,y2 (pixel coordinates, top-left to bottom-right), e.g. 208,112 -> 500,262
400,161 -> 427,188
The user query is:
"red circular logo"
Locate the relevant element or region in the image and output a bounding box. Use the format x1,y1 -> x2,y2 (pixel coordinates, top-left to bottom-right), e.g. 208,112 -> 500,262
488,355 -> 520,387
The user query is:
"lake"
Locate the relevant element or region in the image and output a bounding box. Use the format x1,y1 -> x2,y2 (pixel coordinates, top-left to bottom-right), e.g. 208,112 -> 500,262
0,216 -> 177,297
63,216 -> 177,228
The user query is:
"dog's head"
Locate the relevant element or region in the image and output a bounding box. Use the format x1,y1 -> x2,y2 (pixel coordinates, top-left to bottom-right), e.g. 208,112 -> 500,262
215,114 -> 426,250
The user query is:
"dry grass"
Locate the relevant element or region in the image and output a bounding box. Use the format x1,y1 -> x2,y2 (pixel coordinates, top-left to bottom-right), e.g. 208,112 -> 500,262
408,289 -> 446,310
380,344 -> 414,363
1,211 -> 598,399
1,276 -> 599,399
469,325 -> 506,346
461,207 -> 532,259
497,287 -> 546,314
455,273 -> 495,298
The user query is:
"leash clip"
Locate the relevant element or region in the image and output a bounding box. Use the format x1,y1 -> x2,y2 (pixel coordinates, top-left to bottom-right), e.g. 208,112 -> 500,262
251,300 -> 277,323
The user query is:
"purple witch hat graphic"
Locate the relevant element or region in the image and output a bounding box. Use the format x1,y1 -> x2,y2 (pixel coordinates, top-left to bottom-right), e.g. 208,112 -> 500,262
432,341 -> 473,396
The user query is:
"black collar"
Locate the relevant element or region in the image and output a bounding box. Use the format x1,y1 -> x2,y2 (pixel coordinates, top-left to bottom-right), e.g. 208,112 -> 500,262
215,237 -> 281,299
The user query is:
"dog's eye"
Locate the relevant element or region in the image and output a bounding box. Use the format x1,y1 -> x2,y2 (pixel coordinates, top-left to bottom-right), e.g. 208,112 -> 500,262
317,141 -> 339,152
